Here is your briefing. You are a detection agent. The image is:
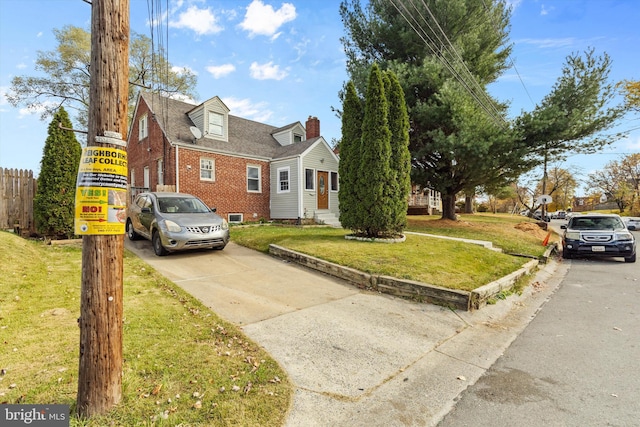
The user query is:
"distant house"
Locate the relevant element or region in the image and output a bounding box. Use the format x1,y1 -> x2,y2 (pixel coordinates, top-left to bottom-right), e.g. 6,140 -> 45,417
127,92 -> 340,225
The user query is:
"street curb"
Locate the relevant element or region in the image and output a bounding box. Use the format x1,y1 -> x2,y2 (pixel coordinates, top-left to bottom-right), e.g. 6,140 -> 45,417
269,243 -> 552,311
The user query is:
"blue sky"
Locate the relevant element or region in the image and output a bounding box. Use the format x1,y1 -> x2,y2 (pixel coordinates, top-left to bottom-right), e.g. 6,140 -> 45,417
1,0 -> 638,195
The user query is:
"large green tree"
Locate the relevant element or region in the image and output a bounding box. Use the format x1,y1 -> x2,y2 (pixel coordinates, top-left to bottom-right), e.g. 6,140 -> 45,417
7,25 -> 198,129
34,107 -> 82,238
340,0 -> 521,220
338,81 -> 364,230
516,49 -> 627,201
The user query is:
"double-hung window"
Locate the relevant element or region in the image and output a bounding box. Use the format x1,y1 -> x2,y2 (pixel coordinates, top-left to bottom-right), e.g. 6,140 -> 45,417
277,167 -> 290,193
247,165 -> 261,192
200,158 -> 215,181
208,112 -> 223,136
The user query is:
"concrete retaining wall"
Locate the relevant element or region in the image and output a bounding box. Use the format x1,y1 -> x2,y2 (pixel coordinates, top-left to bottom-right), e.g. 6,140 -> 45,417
269,244 -> 546,311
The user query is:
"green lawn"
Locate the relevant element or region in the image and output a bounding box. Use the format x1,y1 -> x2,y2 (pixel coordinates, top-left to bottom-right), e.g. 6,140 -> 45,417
0,232 -> 291,426
231,213 -> 552,292
0,212 -> 553,425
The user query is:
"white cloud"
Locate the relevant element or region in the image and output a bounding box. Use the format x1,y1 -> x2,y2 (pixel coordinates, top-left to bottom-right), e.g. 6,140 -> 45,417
505,0 -> 522,10
516,37 -> 576,49
16,63 -> 27,69
0,86 -> 8,106
172,65 -> 198,76
249,61 -> 288,80
540,4 -> 555,16
624,135 -> 640,151
222,96 -> 273,123
169,5 -> 222,35
206,64 -> 236,79
37,31 -> 43,37
240,0 -> 296,39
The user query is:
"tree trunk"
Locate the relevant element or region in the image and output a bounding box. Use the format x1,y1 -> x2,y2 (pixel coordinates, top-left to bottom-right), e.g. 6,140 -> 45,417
441,194 -> 457,220
77,0 -> 129,417
464,194 -> 473,214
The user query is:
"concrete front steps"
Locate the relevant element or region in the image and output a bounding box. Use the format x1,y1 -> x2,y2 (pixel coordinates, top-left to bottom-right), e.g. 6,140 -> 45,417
314,210 -> 341,228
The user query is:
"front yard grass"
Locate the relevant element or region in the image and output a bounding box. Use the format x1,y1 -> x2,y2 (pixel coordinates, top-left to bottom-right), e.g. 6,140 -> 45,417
231,213 -> 551,292
0,232 -> 291,426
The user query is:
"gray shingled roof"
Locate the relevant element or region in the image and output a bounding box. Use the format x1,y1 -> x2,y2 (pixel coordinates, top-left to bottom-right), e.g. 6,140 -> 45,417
140,92 -> 306,159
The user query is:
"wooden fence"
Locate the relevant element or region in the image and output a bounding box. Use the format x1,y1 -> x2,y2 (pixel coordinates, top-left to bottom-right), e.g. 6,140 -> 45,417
0,168 -> 37,236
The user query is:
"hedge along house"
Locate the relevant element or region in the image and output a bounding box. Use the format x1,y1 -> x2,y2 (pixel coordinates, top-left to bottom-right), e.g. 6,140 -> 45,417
127,92 -> 340,225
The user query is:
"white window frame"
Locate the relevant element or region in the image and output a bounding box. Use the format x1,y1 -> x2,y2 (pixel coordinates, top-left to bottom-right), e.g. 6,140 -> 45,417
305,168 -> 315,191
157,159 -> 164,186
200,158 -> 215,181
208,111 -> 224,136
247,165 -> 261,193
139,114 -> 148,140
330,171 -> 339,192
228,213 -> 243,223
143,166 -> 150,189
277,166 -> 290,193
130,169 -> 136,186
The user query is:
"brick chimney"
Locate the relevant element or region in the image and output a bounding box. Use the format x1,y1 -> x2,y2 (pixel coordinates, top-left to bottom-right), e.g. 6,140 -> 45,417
305,116 -> 320,140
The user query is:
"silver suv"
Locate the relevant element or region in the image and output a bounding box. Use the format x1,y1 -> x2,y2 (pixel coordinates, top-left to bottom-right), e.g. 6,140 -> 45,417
127,192 -> 229,256
561,214 -> 636,263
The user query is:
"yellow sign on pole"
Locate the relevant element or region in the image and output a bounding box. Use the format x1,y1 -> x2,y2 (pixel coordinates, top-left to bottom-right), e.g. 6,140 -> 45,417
74,147 -> 128,235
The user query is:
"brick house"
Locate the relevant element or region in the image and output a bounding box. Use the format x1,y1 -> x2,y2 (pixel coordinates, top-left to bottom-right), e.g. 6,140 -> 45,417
127,92 -> 340,224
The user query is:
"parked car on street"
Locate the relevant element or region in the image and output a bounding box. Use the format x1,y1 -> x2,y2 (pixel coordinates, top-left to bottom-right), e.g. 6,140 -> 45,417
533,210 -> 550,222
127,192 -> 230,256
561,213 -> 636,263
622,217 -> 639,231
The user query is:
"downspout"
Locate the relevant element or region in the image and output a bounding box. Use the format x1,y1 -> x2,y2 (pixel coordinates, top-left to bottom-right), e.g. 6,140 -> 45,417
175,144 -> 180,193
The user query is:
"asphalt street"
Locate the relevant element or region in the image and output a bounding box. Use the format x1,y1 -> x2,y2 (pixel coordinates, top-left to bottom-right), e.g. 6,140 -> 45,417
439,229 -> 640,426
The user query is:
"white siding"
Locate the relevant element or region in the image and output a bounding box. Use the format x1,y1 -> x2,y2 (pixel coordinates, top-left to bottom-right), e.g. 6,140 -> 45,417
272,123 -> 306,146
270,158 -> 299,219
188,108 -> 205,130
300,140 -> 340,218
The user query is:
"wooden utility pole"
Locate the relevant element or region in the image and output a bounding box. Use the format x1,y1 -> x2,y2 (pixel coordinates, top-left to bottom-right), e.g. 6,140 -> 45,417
77,0 -> 130,417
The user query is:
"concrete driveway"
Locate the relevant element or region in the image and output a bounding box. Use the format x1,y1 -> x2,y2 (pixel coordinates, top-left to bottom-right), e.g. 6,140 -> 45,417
125,239 -> 565,426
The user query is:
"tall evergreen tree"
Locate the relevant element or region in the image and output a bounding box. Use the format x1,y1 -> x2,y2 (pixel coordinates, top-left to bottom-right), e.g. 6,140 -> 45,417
385,71 -> 411,232
340,0 -> 515,220
338,81 -> 364,231
357,64 -> 393,237
34,107 -> 82,238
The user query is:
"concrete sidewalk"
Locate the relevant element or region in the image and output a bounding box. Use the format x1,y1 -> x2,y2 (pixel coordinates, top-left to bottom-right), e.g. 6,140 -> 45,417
125,240 -> 567,426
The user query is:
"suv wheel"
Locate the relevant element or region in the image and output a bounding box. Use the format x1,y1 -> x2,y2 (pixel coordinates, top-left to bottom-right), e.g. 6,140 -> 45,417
152,230 -> 168,256
563,250 -> 573,260
624,253 -> 636,263
126,219 -> 140,241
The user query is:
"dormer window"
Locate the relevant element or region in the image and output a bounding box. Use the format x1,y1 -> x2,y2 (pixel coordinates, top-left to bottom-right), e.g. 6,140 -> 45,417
208,111 -> 224,136
294,133 -> 303,142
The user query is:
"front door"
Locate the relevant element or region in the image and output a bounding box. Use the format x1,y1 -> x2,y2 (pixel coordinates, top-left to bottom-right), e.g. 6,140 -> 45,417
317,171 -> 328,209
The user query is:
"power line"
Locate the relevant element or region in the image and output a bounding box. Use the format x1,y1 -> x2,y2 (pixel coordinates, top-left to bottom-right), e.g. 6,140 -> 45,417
389,0 -> 508,128
479,0 -> 536,108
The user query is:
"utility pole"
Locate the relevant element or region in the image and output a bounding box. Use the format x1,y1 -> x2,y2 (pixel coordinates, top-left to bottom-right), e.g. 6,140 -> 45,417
77,0 -> 130,417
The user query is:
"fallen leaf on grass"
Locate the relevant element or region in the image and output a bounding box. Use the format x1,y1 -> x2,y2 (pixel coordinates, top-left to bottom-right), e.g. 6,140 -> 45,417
152,383 -> 162,395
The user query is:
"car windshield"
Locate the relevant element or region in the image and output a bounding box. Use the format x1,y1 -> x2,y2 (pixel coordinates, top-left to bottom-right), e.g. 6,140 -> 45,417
570,217 -> 624,230
157,197 -> 210,214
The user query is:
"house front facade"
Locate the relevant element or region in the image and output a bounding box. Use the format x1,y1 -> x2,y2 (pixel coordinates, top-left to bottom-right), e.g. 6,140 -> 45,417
127,92 -> 340,224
